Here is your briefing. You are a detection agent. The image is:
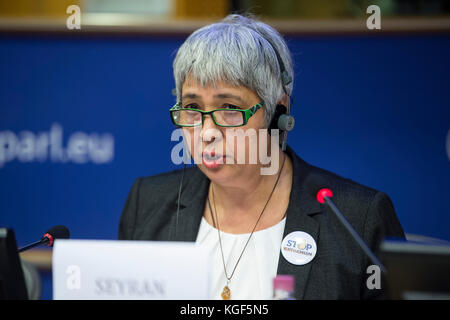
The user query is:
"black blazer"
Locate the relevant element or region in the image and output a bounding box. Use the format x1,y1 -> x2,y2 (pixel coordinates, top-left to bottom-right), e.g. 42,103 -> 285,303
119,146 -> 405,299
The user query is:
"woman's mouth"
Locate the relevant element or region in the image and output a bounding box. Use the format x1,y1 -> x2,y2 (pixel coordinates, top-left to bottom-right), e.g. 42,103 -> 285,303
202,152 -> 224,169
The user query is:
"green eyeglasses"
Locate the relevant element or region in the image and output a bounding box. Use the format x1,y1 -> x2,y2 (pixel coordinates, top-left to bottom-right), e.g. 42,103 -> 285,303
169,101 -> 264,127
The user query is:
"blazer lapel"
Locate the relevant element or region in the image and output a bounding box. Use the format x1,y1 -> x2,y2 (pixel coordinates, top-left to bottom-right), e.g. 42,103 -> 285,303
172,166 -> 210,242
276,147 -> 322,299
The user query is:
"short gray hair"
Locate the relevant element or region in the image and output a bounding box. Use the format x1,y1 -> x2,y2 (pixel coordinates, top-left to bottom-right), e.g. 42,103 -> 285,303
173,14 -> 294,127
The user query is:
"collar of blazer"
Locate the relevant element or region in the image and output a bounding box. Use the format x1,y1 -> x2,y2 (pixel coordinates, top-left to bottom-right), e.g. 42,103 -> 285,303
172,145 -> 323,299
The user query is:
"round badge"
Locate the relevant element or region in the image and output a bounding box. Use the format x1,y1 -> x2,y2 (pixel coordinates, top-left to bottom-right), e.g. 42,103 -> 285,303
280,231 -> 317,265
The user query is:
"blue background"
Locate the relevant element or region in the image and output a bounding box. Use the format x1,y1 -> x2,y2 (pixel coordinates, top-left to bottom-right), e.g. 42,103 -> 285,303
1,32 -> 449,299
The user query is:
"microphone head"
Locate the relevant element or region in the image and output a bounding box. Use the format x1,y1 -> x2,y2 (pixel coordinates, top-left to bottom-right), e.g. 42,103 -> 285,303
305,173 -> 333,204
42,225 -> 70,247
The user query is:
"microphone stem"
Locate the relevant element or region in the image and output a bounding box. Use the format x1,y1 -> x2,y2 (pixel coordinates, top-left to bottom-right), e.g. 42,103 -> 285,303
17,240 -> 42,253
324,196 -> 387,273
17,237 -> 49,253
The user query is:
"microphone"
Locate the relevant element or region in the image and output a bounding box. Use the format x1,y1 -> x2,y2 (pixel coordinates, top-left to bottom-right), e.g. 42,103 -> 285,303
305,174 -> 386,273
18,225 -> 70,253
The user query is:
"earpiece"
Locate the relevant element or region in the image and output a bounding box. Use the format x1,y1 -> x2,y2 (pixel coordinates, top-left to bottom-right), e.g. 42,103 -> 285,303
269,104 -> 295,151
270,104 -> 295,132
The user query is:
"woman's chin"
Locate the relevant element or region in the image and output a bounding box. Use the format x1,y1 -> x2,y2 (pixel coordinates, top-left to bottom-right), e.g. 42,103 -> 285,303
198,162 -> 235,183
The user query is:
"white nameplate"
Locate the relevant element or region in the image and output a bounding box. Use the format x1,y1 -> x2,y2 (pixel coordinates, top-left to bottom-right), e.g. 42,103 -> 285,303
52,240 -> 211,300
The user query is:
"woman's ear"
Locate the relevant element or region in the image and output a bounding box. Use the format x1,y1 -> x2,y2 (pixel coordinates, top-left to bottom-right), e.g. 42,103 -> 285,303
278,94 -> 288,107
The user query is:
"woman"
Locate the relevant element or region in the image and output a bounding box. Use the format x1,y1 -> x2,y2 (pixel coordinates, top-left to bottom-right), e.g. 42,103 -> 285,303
119,14 -> 404,300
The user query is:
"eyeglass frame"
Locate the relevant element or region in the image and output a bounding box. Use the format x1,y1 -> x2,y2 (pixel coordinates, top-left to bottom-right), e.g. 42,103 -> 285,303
169,101 -> 265,128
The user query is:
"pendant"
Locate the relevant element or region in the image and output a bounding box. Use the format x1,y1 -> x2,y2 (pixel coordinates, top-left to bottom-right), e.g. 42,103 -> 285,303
221,285 -> 231,300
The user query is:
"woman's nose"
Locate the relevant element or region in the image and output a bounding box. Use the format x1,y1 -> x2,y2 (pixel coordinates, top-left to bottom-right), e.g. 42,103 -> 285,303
200,115 -> 221,142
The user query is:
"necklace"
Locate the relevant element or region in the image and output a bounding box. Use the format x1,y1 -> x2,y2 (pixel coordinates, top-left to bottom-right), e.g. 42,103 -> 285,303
206,154 -> 286,300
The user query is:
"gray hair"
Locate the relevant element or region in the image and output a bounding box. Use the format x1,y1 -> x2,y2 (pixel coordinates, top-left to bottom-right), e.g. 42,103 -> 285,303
173,14 -> 294,127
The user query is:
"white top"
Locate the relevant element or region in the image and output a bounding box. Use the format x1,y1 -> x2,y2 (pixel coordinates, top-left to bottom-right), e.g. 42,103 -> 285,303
195,216 -> 287,300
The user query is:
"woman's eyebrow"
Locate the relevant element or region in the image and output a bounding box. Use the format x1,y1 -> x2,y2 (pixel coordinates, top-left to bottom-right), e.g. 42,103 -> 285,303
181,93 -> 245,104
214,93 -> 244,103
181,93 -> 200,100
